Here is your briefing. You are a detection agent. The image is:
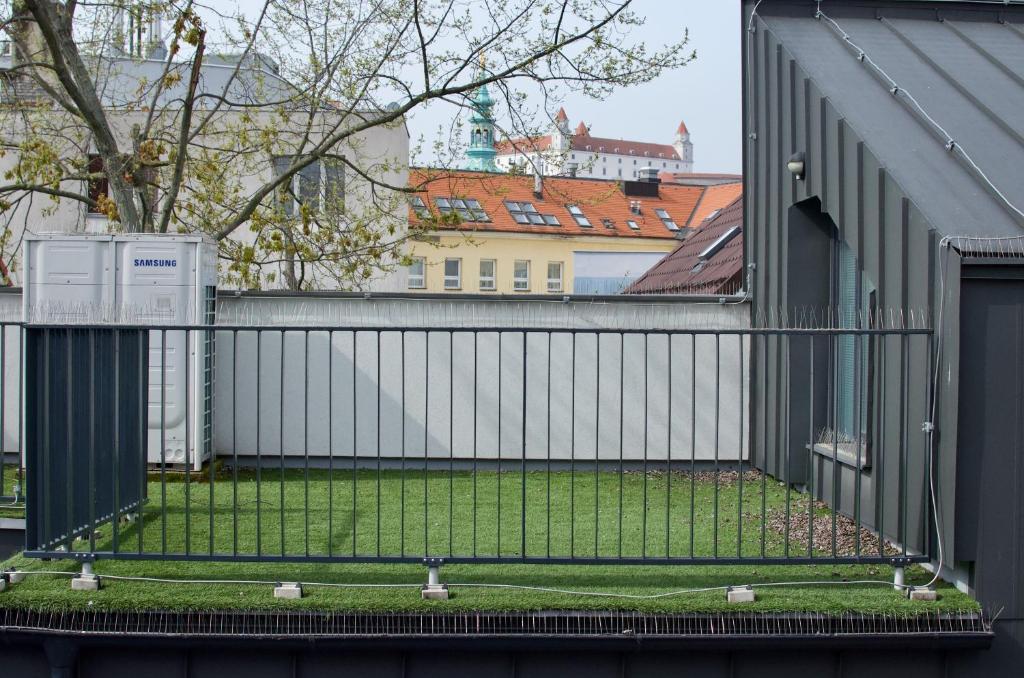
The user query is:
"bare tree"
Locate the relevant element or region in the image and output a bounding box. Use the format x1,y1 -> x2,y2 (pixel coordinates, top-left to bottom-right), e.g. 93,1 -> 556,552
0,0 -> 692,289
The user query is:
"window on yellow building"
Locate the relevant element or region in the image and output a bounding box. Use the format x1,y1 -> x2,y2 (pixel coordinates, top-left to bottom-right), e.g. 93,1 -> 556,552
547,262 -> 563,293
444,258 -> 461,290
479,259 -> 496,291
407,257 -> 426,289
513,260 -> 530,291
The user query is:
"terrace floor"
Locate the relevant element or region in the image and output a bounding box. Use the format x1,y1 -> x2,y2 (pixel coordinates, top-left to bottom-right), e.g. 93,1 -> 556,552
0,465 -> 977,615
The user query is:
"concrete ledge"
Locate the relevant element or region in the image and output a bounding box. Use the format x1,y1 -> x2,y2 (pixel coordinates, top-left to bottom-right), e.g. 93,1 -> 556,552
421,584 -> 449,601
726,586 -> 755,603
71,574 -> 100,592
274,583 -> 303,599
7,570 -> 25,584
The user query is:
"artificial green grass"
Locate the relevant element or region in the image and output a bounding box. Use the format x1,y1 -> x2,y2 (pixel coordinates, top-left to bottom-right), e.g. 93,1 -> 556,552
0,464 -> 23,519
0,468 -> 978,615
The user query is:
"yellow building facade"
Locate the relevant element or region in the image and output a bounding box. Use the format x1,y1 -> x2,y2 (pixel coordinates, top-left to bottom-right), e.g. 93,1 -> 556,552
405,231 -> 678,294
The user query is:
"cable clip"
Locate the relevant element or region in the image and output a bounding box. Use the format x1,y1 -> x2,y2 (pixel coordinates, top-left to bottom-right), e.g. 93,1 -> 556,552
945,140 -> 956,152
890,86 -> 900,96
921,421 -> 935,433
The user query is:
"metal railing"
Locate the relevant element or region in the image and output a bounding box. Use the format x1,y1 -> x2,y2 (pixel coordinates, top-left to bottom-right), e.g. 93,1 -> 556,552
14,322 -> 934,566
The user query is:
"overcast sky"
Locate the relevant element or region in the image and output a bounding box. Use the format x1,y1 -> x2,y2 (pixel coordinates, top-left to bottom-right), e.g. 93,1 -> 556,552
407,1 -> 743,174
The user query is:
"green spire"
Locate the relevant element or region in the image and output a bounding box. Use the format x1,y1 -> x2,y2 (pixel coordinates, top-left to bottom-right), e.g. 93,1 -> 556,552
463,54 -> 498,172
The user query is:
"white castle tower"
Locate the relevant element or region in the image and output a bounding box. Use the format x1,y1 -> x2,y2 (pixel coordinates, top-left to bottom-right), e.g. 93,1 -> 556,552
673,119 -> 694,174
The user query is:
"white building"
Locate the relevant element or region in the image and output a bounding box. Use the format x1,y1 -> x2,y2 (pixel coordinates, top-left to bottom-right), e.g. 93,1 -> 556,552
494,108 -> 693,178
0,12 -> 409,292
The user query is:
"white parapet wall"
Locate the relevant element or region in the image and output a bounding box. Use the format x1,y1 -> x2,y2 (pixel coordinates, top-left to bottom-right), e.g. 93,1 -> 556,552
213,295 -> 751,463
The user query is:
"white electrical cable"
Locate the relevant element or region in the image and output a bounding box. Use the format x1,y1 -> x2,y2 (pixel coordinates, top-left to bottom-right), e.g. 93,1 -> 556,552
814,7 -> 1024,224
3,569 -> 916,598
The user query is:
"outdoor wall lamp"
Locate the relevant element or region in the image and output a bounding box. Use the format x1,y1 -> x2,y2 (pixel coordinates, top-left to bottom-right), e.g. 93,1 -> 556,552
787,151 -> 806,180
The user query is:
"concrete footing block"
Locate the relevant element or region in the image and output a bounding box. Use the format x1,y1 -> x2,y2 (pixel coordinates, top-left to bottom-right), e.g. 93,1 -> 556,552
0,577 -> 6,592
274,583 -> 303,599
909,587 -> 938,602
7,570 -> 26,584
726,586 -> 755,603
71,574 -> 100,592
421,584 -> 449,601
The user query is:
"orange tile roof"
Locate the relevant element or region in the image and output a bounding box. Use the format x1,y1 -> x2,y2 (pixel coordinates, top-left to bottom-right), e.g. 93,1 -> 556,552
409,169 -> 718,240
687,182 -> 743,226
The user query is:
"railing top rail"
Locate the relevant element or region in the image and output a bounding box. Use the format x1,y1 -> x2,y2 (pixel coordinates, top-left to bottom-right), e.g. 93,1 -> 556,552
20,322 -> 935,335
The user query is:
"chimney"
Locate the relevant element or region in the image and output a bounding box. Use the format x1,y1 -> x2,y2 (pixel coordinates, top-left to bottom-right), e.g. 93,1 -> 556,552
533,167 -> 543,198
566,162 -> 578,178
638,167 -> 660,184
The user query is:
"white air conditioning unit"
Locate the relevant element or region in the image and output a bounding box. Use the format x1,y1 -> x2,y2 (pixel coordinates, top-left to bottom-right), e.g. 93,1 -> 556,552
23,233 -> 218,471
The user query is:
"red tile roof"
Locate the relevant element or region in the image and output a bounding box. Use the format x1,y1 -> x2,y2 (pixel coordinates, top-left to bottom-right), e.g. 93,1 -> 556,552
410,169 -> 723,240
677,119 -> 689,135
555,107 -> 568,122
624,195 -> 744,295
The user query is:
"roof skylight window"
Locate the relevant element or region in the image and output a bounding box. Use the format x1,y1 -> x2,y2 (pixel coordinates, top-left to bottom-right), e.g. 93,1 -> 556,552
566,204 -> 592,227
506,201 -> 558,226
698,225 -> 741,261
436,196 -> 489,222
409,196 -> 430,218
601,218 -> 615,229
626,220 -> 640,230
654,207 -> 679,231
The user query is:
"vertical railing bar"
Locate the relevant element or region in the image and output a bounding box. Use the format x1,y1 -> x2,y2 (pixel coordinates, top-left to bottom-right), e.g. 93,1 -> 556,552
88,330 -> 96,555
473,331 -> 478,557
618,333 -> 625,559
595,334 -> 601,559
376,330 -> 381,558
521,331 -> 528,560
546,331 -> 552,560
185,328 -> 191,557
0,327 -> 4,503
424,331 -> 430,557
256,331 -> 262,557
327,330 -> 334,557
497,332 -> 502,557
143,329 -> 150,555
854,327 -> 864,558
831,331 -> 840,559
667,334 -> 673,559
877,335 -> 886,558
161,329 -> 167,555
451,331 -> 456,558
277,329 -> 284,558
689,334 -> 696,558
299,329 -> 307,557
900,332 -> 908,557
64,329 -> 73,553
642,333 -> 649,559
924,332 -> 935,562
712,333 -> 720,560
113,330 -> 121,554
808,335 -> 815,558
760,335 -> 767,559
784,334 -> 792,558
738,334 -> 745,558
570,332 -> 576,559
352,330 -> 358,557
231,332 -> 239,557
207,328 -> 214,557
42,330 -> 51,551
399,330 -> 405,558
304,330 -> 310,558
16,328 -> 22,509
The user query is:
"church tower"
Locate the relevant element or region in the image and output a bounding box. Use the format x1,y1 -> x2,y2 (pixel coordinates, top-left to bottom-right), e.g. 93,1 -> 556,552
463,55 -> 499,172
673,119 -> 694,173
